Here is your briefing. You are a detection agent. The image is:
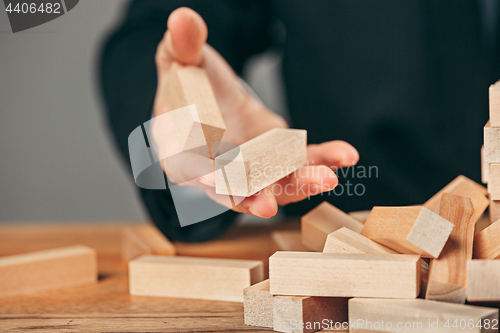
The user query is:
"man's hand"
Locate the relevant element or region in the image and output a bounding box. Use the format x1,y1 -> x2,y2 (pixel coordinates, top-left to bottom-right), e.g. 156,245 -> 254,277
152,7 -> 359,219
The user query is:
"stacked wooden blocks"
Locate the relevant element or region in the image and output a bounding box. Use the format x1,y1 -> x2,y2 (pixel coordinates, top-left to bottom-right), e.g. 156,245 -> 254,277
483,80 -> 500,222
244,175 -> 500,333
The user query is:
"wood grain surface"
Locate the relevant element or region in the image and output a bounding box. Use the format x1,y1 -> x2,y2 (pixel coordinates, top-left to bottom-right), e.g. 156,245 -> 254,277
0,220 -> 329,333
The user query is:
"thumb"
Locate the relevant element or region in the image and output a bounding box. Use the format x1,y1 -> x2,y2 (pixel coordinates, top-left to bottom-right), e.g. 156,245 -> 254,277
165,7 -> 207,66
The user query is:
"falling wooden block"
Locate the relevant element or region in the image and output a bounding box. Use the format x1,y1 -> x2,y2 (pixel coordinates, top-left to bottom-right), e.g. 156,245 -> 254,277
271,230 -> 310,252
214,128 -> 307,197
165,61 -> 225,157
349,298 -> 498,333
490,80 -> 500,127
0,245 -> 97,298
269,252 -> 420,298
423,175 -> 488,223
482,146 -> 489,184
361,206 -> 454,258
489,163 -> 500,200
467,259 -> 500,302
474,219 -> 500,259
273,295 -> 348,333
489,197 -> 500,224
323,227 -> 429,298
122,224 -> 176,261
425,193 -> 475,303
243,279 -> 273,328
129,255 -> 264,302
484,121 -> 500,163
301,202 -> 364,251
348,210 -> 371,223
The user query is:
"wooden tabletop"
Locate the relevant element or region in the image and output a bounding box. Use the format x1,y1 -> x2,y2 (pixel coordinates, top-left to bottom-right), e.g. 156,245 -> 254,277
0,221 -> 301,332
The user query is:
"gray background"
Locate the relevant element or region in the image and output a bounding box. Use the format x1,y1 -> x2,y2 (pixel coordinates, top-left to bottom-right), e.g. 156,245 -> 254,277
0,0 -> 286,222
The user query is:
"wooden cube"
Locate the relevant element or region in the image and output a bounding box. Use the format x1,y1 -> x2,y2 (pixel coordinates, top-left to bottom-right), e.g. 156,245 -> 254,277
467,259 -> 500,302
361,206 -> 454,258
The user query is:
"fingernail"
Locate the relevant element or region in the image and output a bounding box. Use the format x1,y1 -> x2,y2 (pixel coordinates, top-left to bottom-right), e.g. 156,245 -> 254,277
323,184 -> 335,191
248,207 -> 268,219
340,159 -> 357,166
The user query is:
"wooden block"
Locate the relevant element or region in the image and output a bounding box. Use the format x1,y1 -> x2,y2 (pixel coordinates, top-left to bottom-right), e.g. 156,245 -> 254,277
301,202 -> 364,251
0,245 -> 97,298
165,61 -> 225,157
323,227 -> 429,298
424,175 -> 488,223
273,295 -> 348,333
489,197 -> 500,223
474,219 -> 500,259
243,279 -> 273,328
489,163 -> 500,200
122,224 -> 176,261
323,227 -> 398,254
361,206 -> 454,258
269,252 -> 420,298
214,128 -> 307,197
490,80 -> 500,127
129,255 -> 264,302
348,210 -> 371,223
484,120 -> 500,163
467,259 -> 500,302
271,230 -> 310,252
482,146 -> 489,184
425,193 -> 475,303
476,211 -> 491,235
349,298 -> 498,333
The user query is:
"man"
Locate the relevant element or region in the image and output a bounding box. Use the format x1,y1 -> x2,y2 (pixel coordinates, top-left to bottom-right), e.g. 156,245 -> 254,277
100,1 -> 499,241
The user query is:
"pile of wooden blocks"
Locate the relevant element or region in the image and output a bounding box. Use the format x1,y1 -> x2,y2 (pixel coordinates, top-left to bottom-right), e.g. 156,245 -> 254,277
245,174 -> 500,332
483,80 -> 500,223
